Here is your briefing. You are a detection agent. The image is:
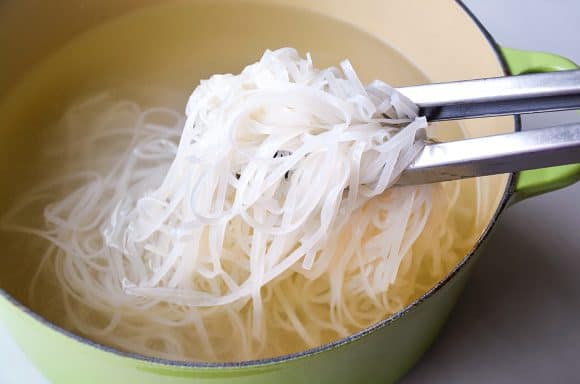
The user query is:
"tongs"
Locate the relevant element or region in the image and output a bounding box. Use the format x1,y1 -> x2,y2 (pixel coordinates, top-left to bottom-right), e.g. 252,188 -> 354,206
394,69 -> 580,185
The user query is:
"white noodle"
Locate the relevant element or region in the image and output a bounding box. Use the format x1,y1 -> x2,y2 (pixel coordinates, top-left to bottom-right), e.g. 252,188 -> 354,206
1,48 -> 481,362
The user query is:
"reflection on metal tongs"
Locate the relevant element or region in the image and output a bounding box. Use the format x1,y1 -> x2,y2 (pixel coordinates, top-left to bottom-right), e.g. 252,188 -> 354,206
393,70 -> 580,185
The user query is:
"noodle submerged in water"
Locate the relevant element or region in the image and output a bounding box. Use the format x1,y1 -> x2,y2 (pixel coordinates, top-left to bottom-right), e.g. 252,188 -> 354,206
1,48 -> 479,361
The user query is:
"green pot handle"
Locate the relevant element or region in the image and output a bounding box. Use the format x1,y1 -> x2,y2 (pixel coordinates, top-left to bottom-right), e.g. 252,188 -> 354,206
500,47 -> 580,200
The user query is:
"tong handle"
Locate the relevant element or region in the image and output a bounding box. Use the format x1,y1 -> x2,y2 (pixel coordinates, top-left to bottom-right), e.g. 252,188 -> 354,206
398,70 -> 580,121
396,123 -> 580,186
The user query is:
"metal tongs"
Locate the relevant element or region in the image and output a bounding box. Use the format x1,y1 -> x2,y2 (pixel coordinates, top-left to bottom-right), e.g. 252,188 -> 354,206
394,69 -> 580,185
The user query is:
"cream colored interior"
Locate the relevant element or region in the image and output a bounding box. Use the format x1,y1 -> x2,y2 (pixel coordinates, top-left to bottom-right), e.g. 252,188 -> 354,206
0,0 -> 510,305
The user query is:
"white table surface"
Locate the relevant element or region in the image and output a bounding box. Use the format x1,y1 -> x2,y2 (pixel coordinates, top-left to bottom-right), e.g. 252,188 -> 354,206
1,1 -> 579,383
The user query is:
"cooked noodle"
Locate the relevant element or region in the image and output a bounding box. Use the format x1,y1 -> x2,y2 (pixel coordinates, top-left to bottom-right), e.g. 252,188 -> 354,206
1,48 -> 479,361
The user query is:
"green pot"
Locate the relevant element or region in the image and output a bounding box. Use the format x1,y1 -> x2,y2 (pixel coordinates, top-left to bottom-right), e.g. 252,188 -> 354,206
0,1 -> 578,383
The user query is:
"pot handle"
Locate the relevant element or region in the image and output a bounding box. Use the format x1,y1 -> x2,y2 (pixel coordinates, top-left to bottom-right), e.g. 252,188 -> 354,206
500,47 -> 580,200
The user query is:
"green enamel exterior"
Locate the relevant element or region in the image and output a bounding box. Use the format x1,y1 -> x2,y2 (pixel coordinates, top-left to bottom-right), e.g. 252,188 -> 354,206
500,47 -> 580,200
501,47 -> 578,75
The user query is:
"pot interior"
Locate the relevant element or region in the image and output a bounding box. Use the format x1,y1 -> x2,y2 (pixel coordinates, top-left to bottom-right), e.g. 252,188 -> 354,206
0,0 -> 510,363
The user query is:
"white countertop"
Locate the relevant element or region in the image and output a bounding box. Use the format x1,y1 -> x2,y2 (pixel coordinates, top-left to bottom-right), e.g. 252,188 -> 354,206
1,1 -> 579,383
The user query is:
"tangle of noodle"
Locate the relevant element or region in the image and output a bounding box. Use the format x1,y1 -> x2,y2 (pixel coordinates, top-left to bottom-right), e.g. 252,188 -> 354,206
1,48 -> 479,361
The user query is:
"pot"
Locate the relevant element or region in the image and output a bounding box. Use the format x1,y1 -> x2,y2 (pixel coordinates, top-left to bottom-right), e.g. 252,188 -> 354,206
0,1 -> 578,383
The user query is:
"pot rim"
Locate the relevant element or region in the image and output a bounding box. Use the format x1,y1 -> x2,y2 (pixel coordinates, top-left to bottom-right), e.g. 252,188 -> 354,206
0,0 -> 519,369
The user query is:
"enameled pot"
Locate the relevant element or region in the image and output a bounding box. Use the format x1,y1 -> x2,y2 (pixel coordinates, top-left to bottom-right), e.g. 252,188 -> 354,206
0,1 -> 578,383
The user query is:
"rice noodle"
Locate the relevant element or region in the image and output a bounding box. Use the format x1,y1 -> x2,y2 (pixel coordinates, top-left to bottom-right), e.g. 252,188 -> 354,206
1,48 -> 479,362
